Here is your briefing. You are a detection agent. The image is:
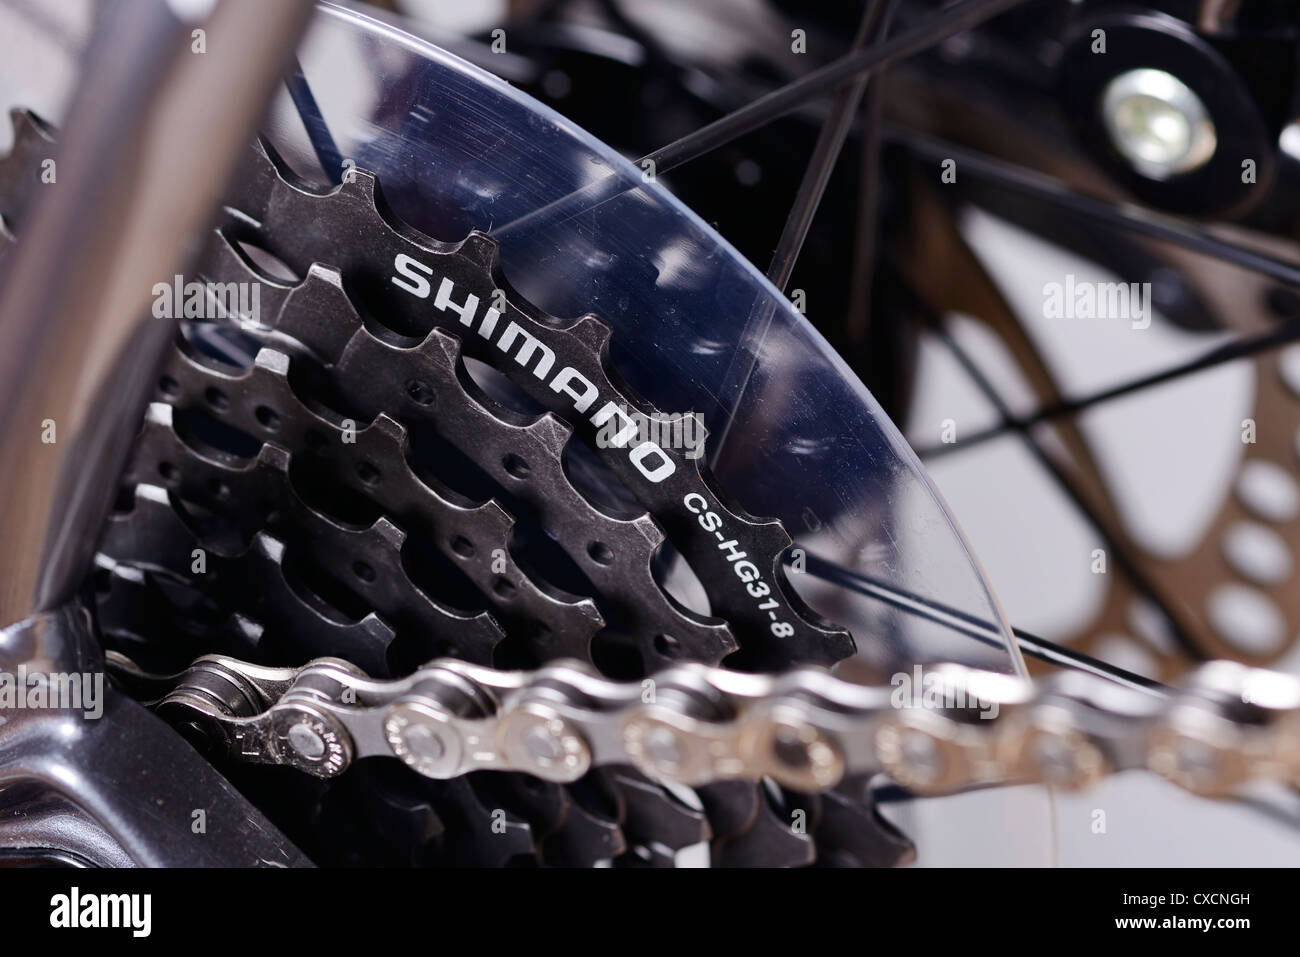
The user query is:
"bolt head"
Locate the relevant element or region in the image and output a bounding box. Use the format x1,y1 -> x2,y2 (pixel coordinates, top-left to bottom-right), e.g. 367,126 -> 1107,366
1100,68 -> 1217,180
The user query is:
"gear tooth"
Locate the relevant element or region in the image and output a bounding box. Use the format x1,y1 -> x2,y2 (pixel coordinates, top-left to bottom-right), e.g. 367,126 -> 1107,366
426,776 -> 536,867
711,784 -> 815,868
254,442 -> 292,474
295,263 -> 352,312
143,401 -> 173,428
134,482 -> 171,509
471,771 -> 624,866
4,107 -> 24,142
543,775 -> 627,866
232,614 -> 265,651
279,265 -> 359,363
480,497 -> 514,530
470,772 -> 565,840
339,166 -> 379,204
204,225 -> 285,287
629,513 -> 666,547
248,137 -> 277,174
695,781 -> 756,841
252,530 -> 285,564
367,412 -> 409,446
303,261 -> 345,290
415,326 -> 461,371
369,515 -> 408,550
457,231 -> 499,271
524,412 -> 573,455
8,108 -> 44,149
358,611 -> 394,643
810,779 -> 915,869
607,769 -> 710,853
312,763 -> 445,866
253,347 -> 291,376
8,108 -> 54,150
543,799 -> 626,865
568,314 -> 612,352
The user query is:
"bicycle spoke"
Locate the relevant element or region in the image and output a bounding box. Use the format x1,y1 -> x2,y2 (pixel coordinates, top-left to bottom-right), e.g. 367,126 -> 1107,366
493,0 -> 1027,240
285,57 -> 344,184
845,18 -> 892,342
917,316 -> 1300,460
767,0 -> 891,290
798,549 -> 1166,695
915,294 -> 1206,659
645,0 -> 1025,176
892,128 -> 1300,288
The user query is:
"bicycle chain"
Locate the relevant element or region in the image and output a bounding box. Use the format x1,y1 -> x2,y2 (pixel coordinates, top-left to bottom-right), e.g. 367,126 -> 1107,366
185,141 -> 873,864
2,111 -> 891,865
16,107 -> 1297,864
111,649 -> 1300,802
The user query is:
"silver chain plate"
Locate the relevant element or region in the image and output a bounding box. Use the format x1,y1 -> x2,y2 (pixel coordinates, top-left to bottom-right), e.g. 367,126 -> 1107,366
116,650 -> 1300,800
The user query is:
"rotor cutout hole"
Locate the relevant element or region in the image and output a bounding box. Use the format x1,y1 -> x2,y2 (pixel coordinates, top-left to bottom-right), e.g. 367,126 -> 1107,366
1207,583 -> 1286,653
1280,345 -> 1300,400
1236,460 -> 1299,523
1221,522 -> 1292,586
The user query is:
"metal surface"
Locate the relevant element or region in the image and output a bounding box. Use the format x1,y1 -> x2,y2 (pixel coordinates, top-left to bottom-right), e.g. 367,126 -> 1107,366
121,645 -> 1300,802
0,0 -> 316,626
0,0 -> 317,869
81,137 -> 928,866
0,1 -> 1048,866
201,138 -> 851,670
1099,68 -> 1217,181
0,604 -> 309,866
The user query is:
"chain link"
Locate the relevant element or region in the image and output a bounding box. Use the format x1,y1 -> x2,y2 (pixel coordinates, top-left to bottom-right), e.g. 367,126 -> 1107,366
114,651 -> 1300,800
